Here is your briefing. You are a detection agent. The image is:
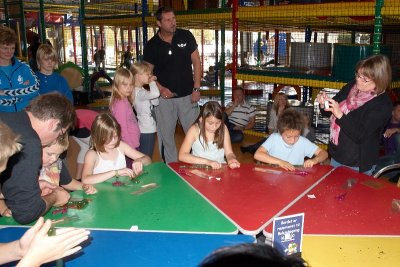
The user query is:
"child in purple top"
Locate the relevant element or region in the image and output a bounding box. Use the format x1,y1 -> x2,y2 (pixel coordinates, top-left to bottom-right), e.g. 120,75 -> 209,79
109,68 -> 140,159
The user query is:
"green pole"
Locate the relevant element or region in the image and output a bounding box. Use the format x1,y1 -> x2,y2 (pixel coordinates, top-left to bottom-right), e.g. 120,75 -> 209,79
19,0 -> 28,58
3,0 -> 9,26
39,0 -> 46,43
80,0 -> 89,93
373,0 -> 384,54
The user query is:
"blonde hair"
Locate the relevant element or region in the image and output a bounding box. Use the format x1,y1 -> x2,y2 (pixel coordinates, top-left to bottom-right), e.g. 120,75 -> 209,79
0,122 -> 22,166
110,68 -> 134,106
130,61 -> 153,78
90,113 -> 121,153
356,54 -> 392,95
272,92 -> 290,114
47,135 -> 69,151
36,44 -> 58,70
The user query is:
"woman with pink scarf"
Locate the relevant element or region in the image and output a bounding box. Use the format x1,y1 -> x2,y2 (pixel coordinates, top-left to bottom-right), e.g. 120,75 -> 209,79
317,55 -> 393,174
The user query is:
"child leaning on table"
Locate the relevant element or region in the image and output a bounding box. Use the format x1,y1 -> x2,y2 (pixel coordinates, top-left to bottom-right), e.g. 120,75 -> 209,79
254,109 -> 328,171
0,122 -> 90,267
81,113 -> 151,185
178,101 -> 240,170
39,136 -> 97,194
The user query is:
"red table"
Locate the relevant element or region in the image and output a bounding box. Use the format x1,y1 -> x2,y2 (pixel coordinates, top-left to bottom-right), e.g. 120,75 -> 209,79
264,166 -> 400,236
169,163 -> 333,235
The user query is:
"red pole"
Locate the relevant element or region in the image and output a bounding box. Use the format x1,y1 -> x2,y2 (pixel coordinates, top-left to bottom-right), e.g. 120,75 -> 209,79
114,27 -> 118,65
232,0 -> 238,91
72,25 -> 77,64
128,26 -> 133,48
100,26 -> 104,47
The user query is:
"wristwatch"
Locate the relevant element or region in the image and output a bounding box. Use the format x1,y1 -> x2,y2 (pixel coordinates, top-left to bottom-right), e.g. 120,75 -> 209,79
193,87 -> 200,92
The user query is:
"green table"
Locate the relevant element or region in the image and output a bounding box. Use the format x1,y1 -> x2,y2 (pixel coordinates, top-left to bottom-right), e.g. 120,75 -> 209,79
0,163 -> 237,233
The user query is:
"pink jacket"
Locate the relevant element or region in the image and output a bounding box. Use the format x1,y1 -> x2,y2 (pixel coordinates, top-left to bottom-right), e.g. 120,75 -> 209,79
110,98 -> 140,149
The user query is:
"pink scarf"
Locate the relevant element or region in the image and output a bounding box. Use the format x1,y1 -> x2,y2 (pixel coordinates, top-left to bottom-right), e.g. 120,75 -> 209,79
330,85 -> 376,145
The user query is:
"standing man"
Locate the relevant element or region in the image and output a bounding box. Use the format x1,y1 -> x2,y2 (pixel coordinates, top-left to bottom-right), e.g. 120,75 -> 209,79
225,87 -> 256,143
0,93 -> 76,224
98,46 -> 106,69
143,7 -> 201,163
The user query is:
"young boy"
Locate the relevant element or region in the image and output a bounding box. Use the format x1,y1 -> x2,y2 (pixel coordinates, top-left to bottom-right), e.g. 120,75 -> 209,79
0,122 -> 22,216
374,102 -> 400,181
40,137 -> 97,194
35,44 -> 73,103
254,109 -> 328,171
0,121 -> 90,266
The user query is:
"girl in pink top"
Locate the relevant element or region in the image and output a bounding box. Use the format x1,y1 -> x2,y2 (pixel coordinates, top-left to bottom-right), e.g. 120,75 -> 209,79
109,68 -> 140,157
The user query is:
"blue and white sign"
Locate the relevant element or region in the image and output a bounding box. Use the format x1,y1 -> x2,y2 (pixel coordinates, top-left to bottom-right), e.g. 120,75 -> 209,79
272,213 -> 304,256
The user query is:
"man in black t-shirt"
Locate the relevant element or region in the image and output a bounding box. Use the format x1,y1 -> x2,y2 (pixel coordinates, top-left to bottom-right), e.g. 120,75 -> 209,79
143,7 -> 201,163
0,93 -> 76,224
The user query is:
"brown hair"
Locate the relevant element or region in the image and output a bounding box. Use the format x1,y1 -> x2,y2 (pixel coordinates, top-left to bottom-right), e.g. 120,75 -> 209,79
0,121 -> 22,166
356,54 -> 392,95
0,25 -> 17,45
90,113 -> 121,153
196,101 -> 224,149
277,109 -> 304,134
36,44 -> 58,70
155,6 -> 175,21
25,93 -> 76,132
110,68 -> 134,105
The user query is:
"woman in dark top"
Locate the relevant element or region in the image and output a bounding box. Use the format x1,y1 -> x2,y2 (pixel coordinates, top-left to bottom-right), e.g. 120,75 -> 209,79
317,54 -> 393,174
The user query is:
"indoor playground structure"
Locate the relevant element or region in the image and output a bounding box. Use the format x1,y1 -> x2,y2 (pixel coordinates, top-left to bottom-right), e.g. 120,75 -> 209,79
1,0 -> 400,137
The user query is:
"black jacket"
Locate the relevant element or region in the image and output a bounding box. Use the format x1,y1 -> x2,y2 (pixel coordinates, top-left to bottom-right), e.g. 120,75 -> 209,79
320,81 -> 392,172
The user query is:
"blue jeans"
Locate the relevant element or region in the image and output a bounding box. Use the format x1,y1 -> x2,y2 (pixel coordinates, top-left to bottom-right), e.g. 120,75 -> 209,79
224,113 -> 244,143
139,133 -> 156,158
330,158 -> 375,176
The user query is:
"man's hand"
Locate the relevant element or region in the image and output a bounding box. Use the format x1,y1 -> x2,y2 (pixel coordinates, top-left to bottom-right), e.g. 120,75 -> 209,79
191,90 -> 200,103
52,188 -> 71,207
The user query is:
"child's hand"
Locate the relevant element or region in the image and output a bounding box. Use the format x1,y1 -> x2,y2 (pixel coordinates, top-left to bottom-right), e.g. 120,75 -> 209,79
228,159 -> 240,169
303,159 -> 317,168
18,217 -> 90,266
149,75 -> 157,82
131,162 -> 143,176
82,184 -> 97,194
208,161 -> 222,170
278,160 -> 295,171
118,168 -> 135,178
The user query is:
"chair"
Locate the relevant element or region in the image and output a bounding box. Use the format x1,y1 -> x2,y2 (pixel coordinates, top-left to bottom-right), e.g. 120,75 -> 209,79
373,163 -> 400,182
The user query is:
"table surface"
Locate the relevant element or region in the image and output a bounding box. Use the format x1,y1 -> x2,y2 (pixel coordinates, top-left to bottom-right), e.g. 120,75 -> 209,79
0,227 -> 255,267
169,162 -> 334,235
302,235 -> 400,267
264,166 -> 400,236
0,162 -> 237,234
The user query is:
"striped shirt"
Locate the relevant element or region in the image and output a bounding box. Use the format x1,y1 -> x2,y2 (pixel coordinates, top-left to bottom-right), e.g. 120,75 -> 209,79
227,101 -> 256,128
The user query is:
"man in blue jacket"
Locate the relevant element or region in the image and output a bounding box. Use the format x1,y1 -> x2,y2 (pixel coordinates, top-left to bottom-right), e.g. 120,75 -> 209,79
0,25 -> 39,112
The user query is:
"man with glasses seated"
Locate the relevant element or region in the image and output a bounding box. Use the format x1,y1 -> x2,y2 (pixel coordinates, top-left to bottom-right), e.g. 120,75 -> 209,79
0,93 -> 76,224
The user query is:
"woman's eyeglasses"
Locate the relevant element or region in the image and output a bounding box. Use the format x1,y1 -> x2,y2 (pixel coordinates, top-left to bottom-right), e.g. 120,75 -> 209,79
355,73 -> 372,83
